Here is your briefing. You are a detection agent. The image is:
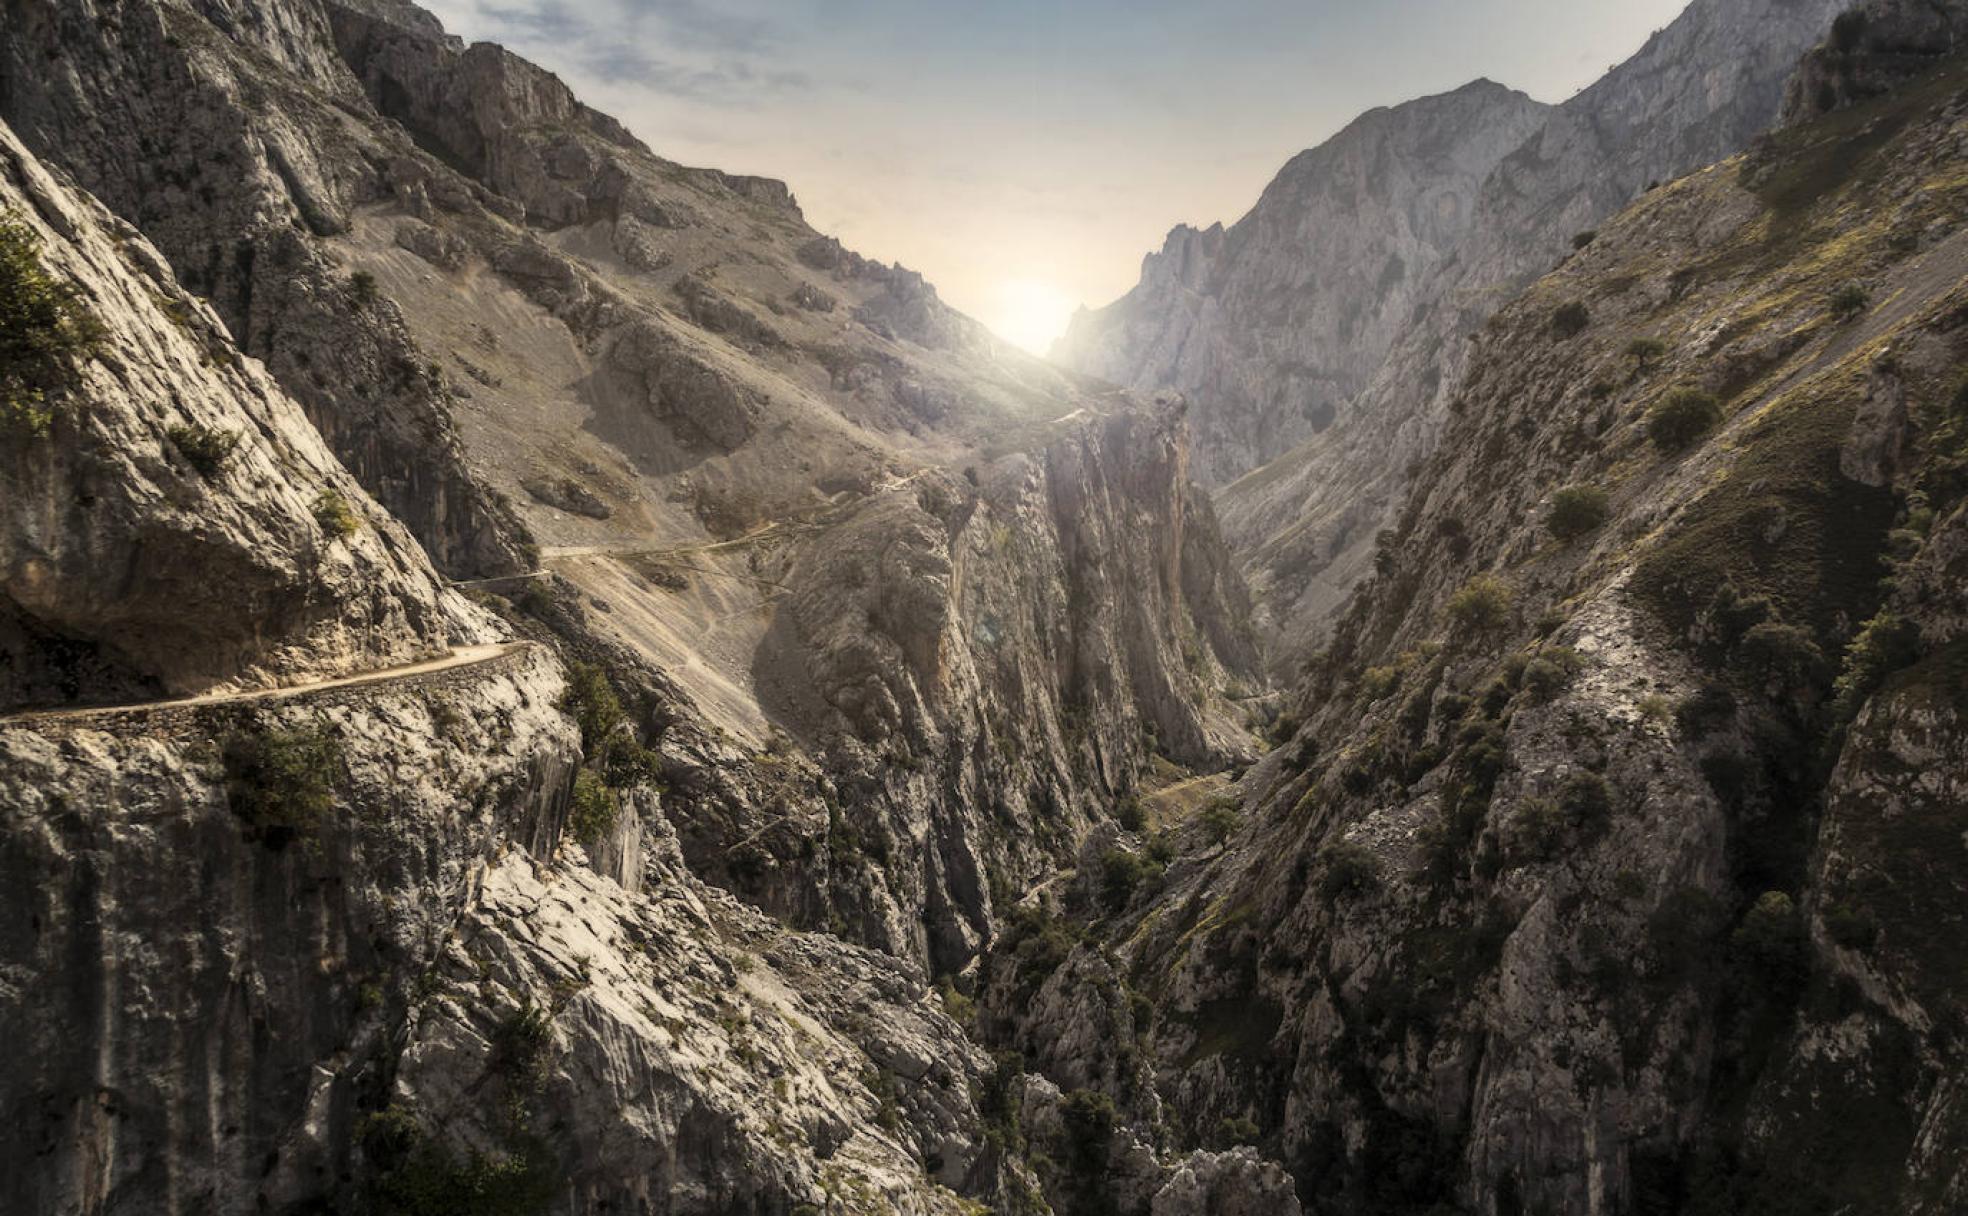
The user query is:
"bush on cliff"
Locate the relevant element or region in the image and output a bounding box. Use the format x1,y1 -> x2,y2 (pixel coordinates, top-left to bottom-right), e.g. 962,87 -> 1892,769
1,209 -> 104,437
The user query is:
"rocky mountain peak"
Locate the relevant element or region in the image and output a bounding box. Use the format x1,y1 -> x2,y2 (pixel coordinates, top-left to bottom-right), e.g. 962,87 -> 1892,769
1053,78 -> 1552,486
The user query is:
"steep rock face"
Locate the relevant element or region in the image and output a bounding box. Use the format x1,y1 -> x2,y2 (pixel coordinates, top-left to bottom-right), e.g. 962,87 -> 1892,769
1164,0 -> 1847,662
1783,0 -> 1968,121
1009,52 -> 1968,1214
0,642 -> 580,1215
120,0 -> 1267,979
745,402 -> 1259,973
0,3 -> 1287,1211
0,0 -> 534,575
0,120 -> 456,709
1053,81 -> 1551,486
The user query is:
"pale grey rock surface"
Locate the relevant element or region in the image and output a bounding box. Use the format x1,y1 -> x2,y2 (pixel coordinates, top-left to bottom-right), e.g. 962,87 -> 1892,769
0,119 -> 465,709
1054,80 -> 1551,487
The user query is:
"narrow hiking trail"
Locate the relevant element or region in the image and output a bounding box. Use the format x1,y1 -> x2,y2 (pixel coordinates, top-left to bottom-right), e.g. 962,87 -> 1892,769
0,642 -> 533,725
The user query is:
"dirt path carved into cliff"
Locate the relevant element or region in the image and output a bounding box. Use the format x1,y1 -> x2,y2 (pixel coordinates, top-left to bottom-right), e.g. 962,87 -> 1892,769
0,642 -> 532,726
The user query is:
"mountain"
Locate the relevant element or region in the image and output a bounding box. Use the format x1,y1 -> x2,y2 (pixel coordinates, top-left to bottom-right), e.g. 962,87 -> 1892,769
0,0 -> 1276,1211
1062,0 -> 1852,664
7,0 -> 1968,1212
1010,11 -> 1968,1208
1052,79 -> 1551,488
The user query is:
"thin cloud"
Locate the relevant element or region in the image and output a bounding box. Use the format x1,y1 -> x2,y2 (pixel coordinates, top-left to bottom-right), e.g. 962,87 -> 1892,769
467,0 -> 809,103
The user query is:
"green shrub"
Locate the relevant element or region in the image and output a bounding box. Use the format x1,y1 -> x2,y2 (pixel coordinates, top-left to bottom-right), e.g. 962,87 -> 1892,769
1733,891 -> 1807,980
1114,795 -> 1146,833
1676,682 -> 1736,734
1547,485 -> 1610,541
493,1000 -> 554,1086
1521,649 -> 1582,703
1100,847 -> 1164,912
223,724 -> 341,847
1446,575 -> 1513,635
1558,772 -> 1612,832
978,1051 -> 1026,1149
360,1107 -> 555,1216
1317,839 -> 1382,900
1060,1089 -> 1117,1179
1213,1115 -> 1261,1147
1359,664 -> 1401,700
1,209 -> 104,437
1832,610 -> 1921,719
349,270 -> 379,308
313,489 -> 362,538
1646,388 -> 1721,452
1829,282 -> 1871,320
1551,300 -> 1591,338
1824,902 -> 1878,949
1571,230 -> 1598,250
566,769 -> 618,844
935,976 -> 976,1024
560,662 -> 627,756
1506,797 -> 1566,863
1198,798 -> 1240,845
1738,621 -> 1824,686
1625,337 -> 1668,368
166,423 -> 240,480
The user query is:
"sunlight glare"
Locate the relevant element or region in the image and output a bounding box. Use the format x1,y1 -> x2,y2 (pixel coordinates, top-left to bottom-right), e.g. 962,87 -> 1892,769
984,278 -> 1080,357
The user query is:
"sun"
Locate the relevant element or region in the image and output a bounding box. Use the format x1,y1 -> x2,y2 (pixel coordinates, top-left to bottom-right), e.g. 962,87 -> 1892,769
984,278 -> 1080,357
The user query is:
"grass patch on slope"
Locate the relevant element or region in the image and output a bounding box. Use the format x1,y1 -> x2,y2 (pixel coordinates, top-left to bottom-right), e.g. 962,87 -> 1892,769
1630,380 -> 1895,648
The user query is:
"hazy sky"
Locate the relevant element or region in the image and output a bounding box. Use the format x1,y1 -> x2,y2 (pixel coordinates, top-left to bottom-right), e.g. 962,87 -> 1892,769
422,0 -> 1692,352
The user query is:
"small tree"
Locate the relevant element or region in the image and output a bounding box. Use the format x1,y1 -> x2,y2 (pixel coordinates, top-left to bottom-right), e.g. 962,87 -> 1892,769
1,209 -> 104,436
1734,891 -> 1808,983
348,270 -> 379,309
1447,575 -> 1513,635
1646,388 -> 1721,452
167,423 -> 241,480
566,769 -> 618,844
1558,772 -> 1612,832
1198,798 -> 1240,845
1547,485 -> 1610,541
313,489 -> 362,538
224,724 -> 341,847
1060,1089 -> 1117,1181
1317,839 -> 1382,900
1829,282 -> 1871,321
1624,337 -> 1668,370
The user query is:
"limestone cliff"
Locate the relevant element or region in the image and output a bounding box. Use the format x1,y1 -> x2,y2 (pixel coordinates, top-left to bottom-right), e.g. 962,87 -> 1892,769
0,120 -> 460,710
1053,81 -> 1551,487
1064,0 -> 1852,663
0,2 -> 1282,1212
1009,44 -> 1968,1213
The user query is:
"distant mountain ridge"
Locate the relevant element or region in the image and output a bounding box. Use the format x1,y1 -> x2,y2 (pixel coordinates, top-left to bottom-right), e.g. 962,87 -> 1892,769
1058,0 -> 1853,663
1052,78 -> 1551,487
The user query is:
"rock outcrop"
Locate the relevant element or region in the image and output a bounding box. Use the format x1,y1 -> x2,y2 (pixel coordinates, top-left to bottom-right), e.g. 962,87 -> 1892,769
1054,80 -> 1551,487
0,120 -> 457,710
1017,45 -> 1968,1212
1064,0 -> 1852,663
1,0 -> 536,576
0,2 -> 1288,1212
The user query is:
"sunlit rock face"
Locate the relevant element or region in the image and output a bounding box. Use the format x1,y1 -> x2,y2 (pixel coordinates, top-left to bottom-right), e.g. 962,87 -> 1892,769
1064,0 -> 1850,666
1053,79 -> 1552,488
1016,36 -> 1968,1209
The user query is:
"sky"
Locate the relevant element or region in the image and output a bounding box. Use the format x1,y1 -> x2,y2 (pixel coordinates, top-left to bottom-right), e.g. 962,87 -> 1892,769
421,0 -> 1693,353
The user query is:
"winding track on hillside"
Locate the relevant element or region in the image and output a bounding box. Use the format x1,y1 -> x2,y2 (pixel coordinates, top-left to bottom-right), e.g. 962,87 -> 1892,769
0,642 -> 532,726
